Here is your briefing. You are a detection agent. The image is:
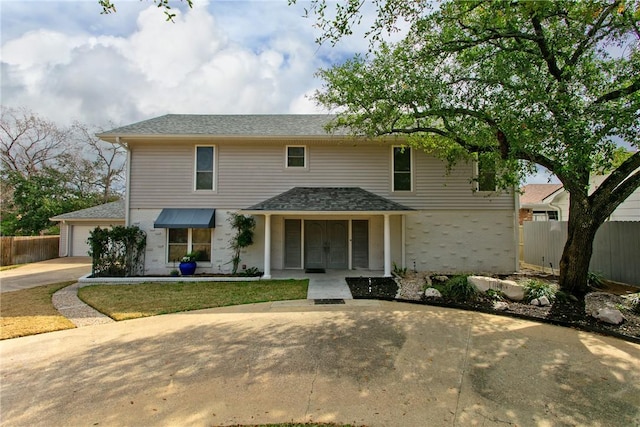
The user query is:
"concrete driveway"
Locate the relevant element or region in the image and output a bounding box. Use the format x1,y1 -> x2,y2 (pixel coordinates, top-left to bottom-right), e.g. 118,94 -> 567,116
0,257 -> 91,292
1,301 -> 639,426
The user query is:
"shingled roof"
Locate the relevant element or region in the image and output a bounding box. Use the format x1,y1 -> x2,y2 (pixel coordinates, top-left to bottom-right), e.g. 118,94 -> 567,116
244,187 -> 413,213
98,114 -> 345,138
50,200 -> 125,221
520,184 -> 564,205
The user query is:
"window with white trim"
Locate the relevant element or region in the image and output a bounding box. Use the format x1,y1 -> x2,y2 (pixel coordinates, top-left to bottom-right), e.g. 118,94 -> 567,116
168,228 -> 212,262
476,153 -> 497,192
392,146 -> 412,192
286,145 -> 306,168
195,146 -> 215,190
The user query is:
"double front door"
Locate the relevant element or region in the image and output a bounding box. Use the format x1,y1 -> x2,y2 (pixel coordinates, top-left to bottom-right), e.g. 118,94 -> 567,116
284,219 -> 369,270
305,220 -> 348,269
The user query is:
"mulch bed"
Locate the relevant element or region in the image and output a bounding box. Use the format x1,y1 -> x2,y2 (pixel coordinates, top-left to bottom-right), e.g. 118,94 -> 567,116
345,276 -> 640,344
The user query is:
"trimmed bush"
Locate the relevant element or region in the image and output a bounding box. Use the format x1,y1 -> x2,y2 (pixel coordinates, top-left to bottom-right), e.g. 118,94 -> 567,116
442,275 -> 478,302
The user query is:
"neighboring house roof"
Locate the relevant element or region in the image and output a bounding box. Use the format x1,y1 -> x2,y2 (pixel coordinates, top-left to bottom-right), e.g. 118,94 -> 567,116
50,200 -> 125,221
98,114 -> 347,139
520,184 -> 563,206
244,187 -> 414,213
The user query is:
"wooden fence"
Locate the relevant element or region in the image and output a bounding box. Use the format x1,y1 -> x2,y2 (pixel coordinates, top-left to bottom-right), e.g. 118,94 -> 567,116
0,236 -> 60,266
522,221 -> 640,286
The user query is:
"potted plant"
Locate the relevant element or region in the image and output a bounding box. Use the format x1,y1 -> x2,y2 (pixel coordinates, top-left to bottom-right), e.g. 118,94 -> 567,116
179,251 -> 200,276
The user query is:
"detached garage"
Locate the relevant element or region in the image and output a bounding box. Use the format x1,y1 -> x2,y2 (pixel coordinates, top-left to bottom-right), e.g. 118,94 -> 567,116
50,200 -> 125,257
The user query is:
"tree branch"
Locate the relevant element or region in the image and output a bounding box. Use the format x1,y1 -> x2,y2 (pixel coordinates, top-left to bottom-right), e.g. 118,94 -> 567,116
530,15 -> 563,82
593,78 -> 640,104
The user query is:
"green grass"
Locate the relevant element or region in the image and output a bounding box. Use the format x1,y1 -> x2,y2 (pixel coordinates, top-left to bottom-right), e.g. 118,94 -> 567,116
1,282 -> 76,339
78,279 -> 309,320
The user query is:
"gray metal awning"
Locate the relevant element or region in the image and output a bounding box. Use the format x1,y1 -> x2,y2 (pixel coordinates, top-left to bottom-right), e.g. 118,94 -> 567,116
154,208 -> 216,228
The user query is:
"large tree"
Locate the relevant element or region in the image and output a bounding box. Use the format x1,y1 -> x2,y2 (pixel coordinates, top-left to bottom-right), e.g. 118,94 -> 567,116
1,107 -> 126,235
303,0 -> 639,293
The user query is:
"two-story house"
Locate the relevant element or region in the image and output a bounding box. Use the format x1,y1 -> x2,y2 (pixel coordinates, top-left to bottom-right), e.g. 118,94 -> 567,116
97,114 -> 518,277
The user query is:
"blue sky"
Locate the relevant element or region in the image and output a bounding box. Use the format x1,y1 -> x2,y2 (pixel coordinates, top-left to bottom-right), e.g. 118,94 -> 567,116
0,0 -> 563,184
1,0 -> 366,127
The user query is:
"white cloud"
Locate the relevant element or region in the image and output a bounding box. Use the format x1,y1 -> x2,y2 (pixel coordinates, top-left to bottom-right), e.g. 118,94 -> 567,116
0,1 -> 359,127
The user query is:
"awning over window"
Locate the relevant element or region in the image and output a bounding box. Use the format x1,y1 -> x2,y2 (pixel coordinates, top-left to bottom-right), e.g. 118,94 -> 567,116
154,208 -> 215,229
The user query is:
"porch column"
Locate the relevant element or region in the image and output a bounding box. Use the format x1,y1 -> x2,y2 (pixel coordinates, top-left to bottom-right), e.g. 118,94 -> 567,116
384,213 -> 391,277
263,213 -> 272,279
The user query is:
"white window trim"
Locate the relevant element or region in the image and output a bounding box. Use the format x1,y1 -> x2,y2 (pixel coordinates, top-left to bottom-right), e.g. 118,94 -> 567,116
472,153 -> 497,193
285,145 -> 308,170
167,228 -> 213,265
391,145 -> 413,192
194,145 -> 216,191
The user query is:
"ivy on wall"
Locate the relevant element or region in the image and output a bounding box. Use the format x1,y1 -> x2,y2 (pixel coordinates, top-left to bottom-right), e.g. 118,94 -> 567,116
88,225 -> 146,277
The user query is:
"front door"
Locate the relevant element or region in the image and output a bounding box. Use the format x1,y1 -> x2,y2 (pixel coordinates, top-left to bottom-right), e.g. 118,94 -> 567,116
304,220 -> 348,269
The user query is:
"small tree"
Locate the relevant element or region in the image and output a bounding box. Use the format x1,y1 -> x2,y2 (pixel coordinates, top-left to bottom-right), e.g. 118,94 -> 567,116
88,225 -> 146,277
228,213 -> 256,275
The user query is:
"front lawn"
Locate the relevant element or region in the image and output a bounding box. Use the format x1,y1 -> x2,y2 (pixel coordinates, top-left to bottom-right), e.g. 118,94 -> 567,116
78,279 -> 308,320
1,282 -> 76,339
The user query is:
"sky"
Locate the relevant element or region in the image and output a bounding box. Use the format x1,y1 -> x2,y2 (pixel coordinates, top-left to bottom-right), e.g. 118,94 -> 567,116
0,0 -> 559,184
1,0 -> 369,126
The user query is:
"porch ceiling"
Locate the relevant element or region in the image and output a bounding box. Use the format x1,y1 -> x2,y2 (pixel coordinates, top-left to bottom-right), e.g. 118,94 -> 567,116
242,187 -> 413,214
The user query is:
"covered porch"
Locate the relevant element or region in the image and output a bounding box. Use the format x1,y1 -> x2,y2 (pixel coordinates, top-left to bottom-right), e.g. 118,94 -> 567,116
242,187 -> 413,279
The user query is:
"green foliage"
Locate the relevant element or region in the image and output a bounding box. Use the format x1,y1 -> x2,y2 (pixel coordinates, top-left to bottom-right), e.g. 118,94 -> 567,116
392,262 -> 407,278
1,168 -> 102,236
228,213 -> 256,275
306,0 -> 640,293
98,0 -> 193,21
88,226 -> 146,277
180,251 -> 201,263
523,279 -> 557,303
587,271 -> 605,288
240,267 -> 262,277
442,275 -> 478,302
485,288 -> 505,302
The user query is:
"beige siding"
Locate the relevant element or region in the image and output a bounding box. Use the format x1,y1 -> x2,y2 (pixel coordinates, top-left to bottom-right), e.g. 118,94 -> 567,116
128,139 -> 514,210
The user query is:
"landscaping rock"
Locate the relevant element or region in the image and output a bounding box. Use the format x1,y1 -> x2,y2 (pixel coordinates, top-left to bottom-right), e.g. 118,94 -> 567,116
585,292 -> 625,316
468,276 -> 526,301
432,275 -> 449,283
531,298 -> 540,306
424,288 -> 442,299
594,308 -> 625,325
493,301 -> 509,311
538,296 -> 551,307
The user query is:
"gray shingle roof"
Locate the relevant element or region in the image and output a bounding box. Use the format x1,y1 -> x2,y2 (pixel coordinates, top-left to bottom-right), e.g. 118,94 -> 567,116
245,187 -> 413,212
50,200 -> 125,221
98,114 -> 345,138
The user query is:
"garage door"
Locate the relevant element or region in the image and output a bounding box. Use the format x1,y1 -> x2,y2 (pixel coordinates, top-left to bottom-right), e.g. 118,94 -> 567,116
71,225 -> 98,257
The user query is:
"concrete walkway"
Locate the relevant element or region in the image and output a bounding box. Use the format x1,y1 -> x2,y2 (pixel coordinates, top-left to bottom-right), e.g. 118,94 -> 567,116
273,269 -> 385,300
2,300 -> 639,427
0,257 -> 91,292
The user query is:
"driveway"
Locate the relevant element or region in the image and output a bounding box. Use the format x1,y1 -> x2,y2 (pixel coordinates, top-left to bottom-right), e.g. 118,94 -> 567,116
0,257 -> 91,292
1,301 -> 639,426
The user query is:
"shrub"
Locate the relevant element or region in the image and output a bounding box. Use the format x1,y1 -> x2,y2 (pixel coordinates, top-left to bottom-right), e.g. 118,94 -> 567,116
392,262 -> 407,278
442,275 -> 478,302
485,288 -> 505,301
587,271 -> 605,288
523,279 -> 557,303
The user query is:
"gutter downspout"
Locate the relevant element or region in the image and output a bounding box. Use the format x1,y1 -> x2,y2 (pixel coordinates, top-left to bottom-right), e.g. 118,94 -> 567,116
118,137 -> 131,226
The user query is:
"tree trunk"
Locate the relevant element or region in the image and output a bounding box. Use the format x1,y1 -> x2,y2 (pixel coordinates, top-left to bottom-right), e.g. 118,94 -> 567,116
558,200 -> 599,295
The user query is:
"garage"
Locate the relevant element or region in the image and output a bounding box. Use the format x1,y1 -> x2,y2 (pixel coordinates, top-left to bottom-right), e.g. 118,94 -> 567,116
50,201 -> 125,258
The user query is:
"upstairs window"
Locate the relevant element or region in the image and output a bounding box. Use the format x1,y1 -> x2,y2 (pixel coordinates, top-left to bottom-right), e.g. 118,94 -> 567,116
286,146 -> 306,168
392,146 -> 412,192
195,146 -> 215,190
476,153 -> 497,192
